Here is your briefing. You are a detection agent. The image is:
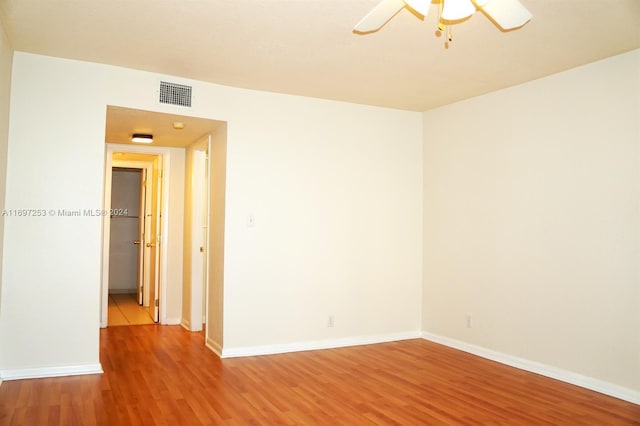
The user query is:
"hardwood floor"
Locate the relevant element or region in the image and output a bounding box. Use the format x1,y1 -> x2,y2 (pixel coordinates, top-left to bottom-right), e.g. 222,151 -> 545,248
1,325 -> 638,425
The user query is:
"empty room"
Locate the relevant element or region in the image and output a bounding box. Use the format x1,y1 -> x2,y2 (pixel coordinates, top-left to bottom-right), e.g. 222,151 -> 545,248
0,0 -> 638,424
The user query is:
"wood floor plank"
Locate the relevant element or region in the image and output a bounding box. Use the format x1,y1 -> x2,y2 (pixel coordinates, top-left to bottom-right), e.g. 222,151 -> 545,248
0,325 -> 638,425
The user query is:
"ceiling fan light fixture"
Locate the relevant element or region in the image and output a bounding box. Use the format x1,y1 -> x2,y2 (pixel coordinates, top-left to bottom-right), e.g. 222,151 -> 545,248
475,0 -> 532,29
441,0 -> 477,21
131,133 -> 153,144
353,0 -> 531,36
403,0 -> 431,17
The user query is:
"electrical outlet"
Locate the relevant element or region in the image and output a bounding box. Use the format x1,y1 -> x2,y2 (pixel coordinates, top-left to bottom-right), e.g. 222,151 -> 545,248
327,315 -> 335,328
466,314 -> 472,328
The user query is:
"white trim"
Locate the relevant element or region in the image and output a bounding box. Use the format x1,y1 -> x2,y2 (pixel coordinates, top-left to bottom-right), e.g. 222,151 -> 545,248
189,144 -> 208,333
206,337 -> 223,357
102,144 -> 172,327
111,161 -> 154,308
164,316 -> 182,325
1,364 -> 104,381
421,332 -> 640,405
221,331 -> 420,359
101,152 -> 113,328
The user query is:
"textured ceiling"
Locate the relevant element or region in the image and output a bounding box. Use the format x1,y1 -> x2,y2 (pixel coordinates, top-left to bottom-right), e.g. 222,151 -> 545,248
1,0 -> 639,111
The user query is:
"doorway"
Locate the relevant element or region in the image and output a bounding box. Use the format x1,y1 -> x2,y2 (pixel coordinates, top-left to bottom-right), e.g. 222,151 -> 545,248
102,105 -> 227,356
101,151 -> 165,327
107,167 -> 155,326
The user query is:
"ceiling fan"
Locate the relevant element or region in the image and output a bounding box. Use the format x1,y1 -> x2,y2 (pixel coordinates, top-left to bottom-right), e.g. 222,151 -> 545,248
354,0 -> 532,34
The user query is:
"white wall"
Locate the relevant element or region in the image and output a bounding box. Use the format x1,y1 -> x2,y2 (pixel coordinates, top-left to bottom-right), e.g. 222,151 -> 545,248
0,54 -> 106,372
218,93 -> 423,351
107,63 -> 424,352
163,148 -> 185,324
0,12 -> 13,317
423,50 -> 640,395
207,124 -> 227,354
0,52 -> 423,375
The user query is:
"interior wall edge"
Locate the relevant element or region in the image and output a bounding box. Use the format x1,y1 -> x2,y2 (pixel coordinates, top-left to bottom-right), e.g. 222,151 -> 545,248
205,338 -> 223,357
0,5 -> 15,320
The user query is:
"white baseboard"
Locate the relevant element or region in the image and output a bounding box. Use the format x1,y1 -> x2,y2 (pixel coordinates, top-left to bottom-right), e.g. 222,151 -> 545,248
0,363 -> 104,381
421,332 -> 640,405
163,317 -> 181,325
221,331 -> 421,359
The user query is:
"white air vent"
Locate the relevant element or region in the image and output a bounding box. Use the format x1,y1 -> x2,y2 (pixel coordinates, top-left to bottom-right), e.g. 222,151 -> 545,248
159,81 -> 192,107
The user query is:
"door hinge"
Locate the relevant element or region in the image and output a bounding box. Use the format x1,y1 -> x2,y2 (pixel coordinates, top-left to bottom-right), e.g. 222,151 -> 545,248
155,299 -> 159,307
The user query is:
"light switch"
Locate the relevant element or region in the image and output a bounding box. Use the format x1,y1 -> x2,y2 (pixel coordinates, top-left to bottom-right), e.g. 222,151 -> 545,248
247,214 -> 255,227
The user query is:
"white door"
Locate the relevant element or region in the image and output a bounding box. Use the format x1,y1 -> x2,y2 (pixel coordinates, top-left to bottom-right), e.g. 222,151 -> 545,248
145,156 -> 162,323
136,168 -> 146,304
190,145 -> 209,331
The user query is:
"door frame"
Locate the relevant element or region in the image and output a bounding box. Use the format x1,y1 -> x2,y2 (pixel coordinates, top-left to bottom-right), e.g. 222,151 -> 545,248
101,144 -> 172,327
109,166 -> 148,305
111,162 -> 154,308
188,136 -> 211,333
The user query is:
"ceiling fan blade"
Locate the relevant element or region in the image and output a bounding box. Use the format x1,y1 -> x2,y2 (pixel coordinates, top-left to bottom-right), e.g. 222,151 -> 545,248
442,0 -> 476,21
476,0 -> 532,30
403,0 -> 431,17
354,0 -> 407,33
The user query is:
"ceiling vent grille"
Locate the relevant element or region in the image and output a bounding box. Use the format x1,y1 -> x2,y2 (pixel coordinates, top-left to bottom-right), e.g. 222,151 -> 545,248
159,81 -> 192,107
